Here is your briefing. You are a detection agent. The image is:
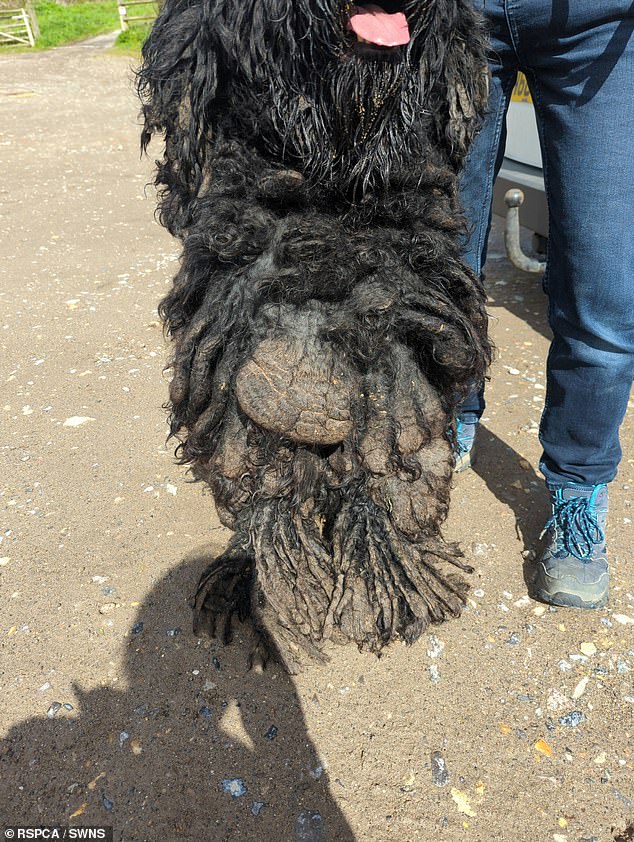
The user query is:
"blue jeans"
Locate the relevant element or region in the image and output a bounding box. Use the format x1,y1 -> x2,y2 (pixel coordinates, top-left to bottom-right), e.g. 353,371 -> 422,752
459,0 -> 634,488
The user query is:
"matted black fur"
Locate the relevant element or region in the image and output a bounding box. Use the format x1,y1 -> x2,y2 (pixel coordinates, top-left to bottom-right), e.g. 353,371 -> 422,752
138,0 -> 491,672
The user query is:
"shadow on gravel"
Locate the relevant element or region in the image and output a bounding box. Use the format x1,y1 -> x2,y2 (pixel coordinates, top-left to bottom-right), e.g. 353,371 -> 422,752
472,426 -> 551,591
485,260 -> 551,342
614,821 -> 634,842
0,547 -> 354,842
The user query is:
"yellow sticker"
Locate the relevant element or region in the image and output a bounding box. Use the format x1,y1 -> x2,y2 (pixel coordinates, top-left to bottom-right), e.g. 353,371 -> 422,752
511,73 -> 533,104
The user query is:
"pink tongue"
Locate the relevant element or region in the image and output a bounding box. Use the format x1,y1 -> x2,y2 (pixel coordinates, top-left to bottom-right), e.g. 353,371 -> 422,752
348,4 -> 410,47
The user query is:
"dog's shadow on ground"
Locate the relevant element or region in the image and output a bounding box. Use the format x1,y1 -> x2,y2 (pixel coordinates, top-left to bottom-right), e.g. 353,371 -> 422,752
470,425 -> 551,590
0,550 -> 354,842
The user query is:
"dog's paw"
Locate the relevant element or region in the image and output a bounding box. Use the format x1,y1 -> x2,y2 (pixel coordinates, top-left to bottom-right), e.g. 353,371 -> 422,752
190,548 -> 254,642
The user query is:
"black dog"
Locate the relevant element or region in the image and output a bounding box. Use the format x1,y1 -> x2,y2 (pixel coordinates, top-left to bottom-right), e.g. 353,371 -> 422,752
138,0 -> 491,672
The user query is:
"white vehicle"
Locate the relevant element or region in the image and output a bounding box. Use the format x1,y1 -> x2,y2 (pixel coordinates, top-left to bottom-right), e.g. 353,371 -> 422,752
492,74 -> 547,272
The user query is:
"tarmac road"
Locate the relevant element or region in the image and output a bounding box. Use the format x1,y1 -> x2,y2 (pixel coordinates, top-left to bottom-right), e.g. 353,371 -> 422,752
0,43 -> 633,842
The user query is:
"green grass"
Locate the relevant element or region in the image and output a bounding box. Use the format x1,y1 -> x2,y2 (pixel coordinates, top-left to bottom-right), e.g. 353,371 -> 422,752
112,20 -> 152,54
0,0 -> 156,52
32,0 -> 120,49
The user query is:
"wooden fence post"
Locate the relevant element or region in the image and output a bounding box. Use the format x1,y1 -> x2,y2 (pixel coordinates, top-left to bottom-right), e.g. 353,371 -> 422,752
25,0 -> 38,39
118,3 -> 128,31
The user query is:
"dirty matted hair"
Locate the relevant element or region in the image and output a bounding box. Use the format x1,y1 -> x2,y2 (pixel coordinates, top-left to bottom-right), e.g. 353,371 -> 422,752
138,0 -> 491,672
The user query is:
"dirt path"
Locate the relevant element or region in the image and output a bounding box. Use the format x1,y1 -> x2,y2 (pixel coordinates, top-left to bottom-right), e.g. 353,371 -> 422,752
0,45 -> 633,842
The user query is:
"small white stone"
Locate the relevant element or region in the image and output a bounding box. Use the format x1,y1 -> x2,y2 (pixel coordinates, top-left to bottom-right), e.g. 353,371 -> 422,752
514,595 -> 531,608
63,416 -> 96,427
471,543 -> 489,557
427,635 -> 445,659
572,676 -> 589,699
547,688 -> 569,711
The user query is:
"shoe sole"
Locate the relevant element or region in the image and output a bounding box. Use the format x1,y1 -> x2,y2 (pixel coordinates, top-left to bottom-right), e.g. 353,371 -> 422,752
454,450 -> 476,473
532,586 -> 608,610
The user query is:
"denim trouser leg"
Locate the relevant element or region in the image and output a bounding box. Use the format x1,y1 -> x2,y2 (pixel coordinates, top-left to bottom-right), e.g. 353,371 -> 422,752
459,0 -> 634,486
524,3 -> 634,487
457,13 -> 518,424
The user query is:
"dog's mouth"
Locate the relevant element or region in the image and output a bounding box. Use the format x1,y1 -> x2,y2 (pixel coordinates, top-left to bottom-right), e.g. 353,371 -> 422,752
346,1 -> 410,53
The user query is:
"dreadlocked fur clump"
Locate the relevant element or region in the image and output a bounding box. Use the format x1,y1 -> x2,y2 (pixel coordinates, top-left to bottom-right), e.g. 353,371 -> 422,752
138,0 -> 491,673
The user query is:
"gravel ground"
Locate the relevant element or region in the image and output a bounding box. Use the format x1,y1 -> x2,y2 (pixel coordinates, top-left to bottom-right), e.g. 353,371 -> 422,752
0,43 -> 633,842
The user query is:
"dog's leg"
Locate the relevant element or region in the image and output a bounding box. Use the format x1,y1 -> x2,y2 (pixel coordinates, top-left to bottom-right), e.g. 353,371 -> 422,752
325,488 -> 472,651
250,503 -> 333,673
191,536 -> 280,672
191,524 -> 330,674
191,534 -> 254,643
320,350 -> 472,651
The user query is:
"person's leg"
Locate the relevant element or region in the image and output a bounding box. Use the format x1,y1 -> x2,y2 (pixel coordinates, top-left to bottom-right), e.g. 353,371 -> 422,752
458,5 -> 517,278
514,0 -> 634,605
454,0 -> 518,469
530,9 -> 634,488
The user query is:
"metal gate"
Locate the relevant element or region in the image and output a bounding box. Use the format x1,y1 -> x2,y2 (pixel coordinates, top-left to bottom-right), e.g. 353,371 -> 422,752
0,7 -> 35,47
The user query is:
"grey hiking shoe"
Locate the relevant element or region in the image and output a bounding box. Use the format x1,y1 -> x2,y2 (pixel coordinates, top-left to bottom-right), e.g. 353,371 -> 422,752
454,419 -> 477,473
533,484 -> 609,609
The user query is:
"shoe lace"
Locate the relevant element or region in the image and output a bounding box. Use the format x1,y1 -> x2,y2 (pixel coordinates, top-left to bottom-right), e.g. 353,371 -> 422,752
543,495 -> 605,560
454,420 -> 474,455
